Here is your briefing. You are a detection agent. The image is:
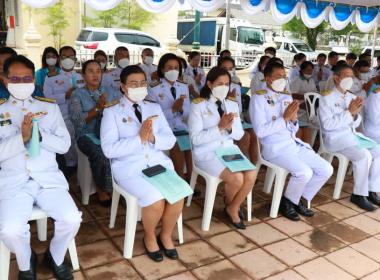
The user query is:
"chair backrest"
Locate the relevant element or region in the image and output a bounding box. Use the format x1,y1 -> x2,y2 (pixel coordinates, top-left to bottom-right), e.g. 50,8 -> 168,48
241,87 -> 250,96
304,92 -> 321,126
316,108 -> 326,150
319,81 -> 327,93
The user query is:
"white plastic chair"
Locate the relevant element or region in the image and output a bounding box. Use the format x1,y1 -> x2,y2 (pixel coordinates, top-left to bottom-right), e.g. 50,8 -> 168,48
108,162 -> 184,259
0,206 -> 79,280
319,81 -> 327,93
186,148 -> 253,231
75,143 -> 96,205
317,109 -> 350,199
304,92 -> 321,147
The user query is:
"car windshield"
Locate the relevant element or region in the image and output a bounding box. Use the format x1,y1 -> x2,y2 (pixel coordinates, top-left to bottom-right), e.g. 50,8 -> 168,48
76,30 -> 92,42
237,27 -> 264,45
293,43 -> 313,52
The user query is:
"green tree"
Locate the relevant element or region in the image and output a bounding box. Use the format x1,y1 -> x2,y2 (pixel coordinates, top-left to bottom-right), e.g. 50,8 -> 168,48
33,0 -> 72,49
82,0 -> 156,30
282,17 -> 328,50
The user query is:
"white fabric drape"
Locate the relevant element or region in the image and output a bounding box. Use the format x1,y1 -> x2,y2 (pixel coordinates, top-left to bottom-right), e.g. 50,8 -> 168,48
329,9 -> 356,31
299,3 -> 330,29
185,0 -> 225,13
136,0 -> 177,13
240,0 -> 270,16
20,0 -> 59,8
270,1 -> 302,24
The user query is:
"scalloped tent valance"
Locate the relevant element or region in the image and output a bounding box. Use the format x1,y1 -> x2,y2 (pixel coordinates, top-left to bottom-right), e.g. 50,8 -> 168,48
20,0 -> 380,32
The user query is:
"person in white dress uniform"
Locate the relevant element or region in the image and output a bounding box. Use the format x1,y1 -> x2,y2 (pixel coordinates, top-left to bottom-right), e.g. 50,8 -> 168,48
178,57 -> 200,100
183,51 -> 206,91
319,63 -> 380,211
147,53 -> 193,181
288,53 -> 306,83
138,48 -> 158,85
371,56 -> 380,78
250,56 -> 270,94
364,86 -> 380,143
352,60 -> 373,99
188,66 -> 257,229
248,47 -> 276,79
312,53 -> 329,87
324,60 -> 349,91
250,62 -> 333,221
219,50 -> 242,84
346,52 -> 357,67
325,51 -> 339,78
101,65 -> 182,262
0,56 -> 82,280
359,53 -> 373,68
102,46 -> 130,93
43,46 -> 85,177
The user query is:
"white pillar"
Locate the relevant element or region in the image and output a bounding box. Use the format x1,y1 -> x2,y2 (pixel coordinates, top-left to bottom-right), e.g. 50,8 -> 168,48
23,16 -> 42,69
224,0 -> 231,50
371,24 -> 378,67
162,29 -> 183,59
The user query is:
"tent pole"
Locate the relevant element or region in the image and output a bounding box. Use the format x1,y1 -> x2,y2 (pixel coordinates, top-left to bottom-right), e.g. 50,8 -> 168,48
225,0 -> 231,50
371,23 -> 378,66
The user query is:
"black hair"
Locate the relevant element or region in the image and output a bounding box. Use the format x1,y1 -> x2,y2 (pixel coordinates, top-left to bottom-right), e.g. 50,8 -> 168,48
300,61 -> 314,72
266,57 -> 283,66
115,46 -> 129,54
263,62 -> 284,77
295,53 -> 306,61
353,60 -> 370,70
258,55 -> 270,72
317,53 -> 327,60
265,47 -> 276,54
328,51 -> 339,59
59,46 -> 76,57
217,56 -> 235,68
41,46 -> 59,69
377,55 -> 380,61
331,60 -> 348,72
142,48 -> 153,55
94,49 -> 108,71
82,59 -> 101,74
188,51 -> 201,61
157,53 -> 182,79
333,63 -> 352,77
0,47 -> 17,57
219,50 -> 231,57
359,53 -> 371,61
178,57 -> 188,70
4,55 -> 35,77
200,66 -> 230,99
346,52 -> 357,60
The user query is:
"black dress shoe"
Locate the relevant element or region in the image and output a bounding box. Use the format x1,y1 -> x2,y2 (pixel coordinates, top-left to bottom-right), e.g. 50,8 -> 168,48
157,235 -> 178,259
293,200 -> 314,217
99,198 -> 112,208
351,194 -> 377,211
18,250 -> 37,280
43,247 -> 73,280
280,196 -> 300,221
224,207 -> 246,229
143,236 -> 163,262
368,192 -> 380,206
223,196 -> 246,220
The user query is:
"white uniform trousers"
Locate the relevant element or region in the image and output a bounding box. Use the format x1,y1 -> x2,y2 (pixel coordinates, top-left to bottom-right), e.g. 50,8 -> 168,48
337,146 -> 380,196
64,119 -> 78,167
0,180 -> 82,271
269,144 -> 333,204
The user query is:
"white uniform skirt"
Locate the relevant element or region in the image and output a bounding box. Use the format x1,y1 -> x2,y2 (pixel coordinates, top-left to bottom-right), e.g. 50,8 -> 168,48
194,159 -> 227,178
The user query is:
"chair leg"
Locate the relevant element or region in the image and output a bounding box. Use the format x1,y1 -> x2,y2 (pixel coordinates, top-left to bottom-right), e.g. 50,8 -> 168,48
177,214 -> 184,244
37,218 -> 48,241
263,168 -> 275,193
307,201 -> 311,209
310,128 -> 318,147
333,158 -> 349,200
68,239 -> 79,270
246,190 -> 252,222
81,195 -> 89,205
269,171 -> 287,218
137,206 -> 142,222
123,200 -> 139,259
186,170 -> 198,207
109,190 -> 121,228
347,163 -> 353,175
0,241 -> 10,280
201,179 -> 219,231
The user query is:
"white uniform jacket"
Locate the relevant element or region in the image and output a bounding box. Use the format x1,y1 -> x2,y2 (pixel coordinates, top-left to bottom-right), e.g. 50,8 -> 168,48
183,65 -> 206,90
147,78 -> 190,130
249,86 -> 311,161
230,81 -> 242,114
139,63 -> 158,85
101,96 -> 176,182
351,76 -> 367,99
102,67 -> 122,92
364,87 -> 380,140
319,87 -> 364,152
288,64 -> 300,83
0,96 -> 70,200
188,96 -> 244,162
43,70 -> 85,120
250,71 -> 264,95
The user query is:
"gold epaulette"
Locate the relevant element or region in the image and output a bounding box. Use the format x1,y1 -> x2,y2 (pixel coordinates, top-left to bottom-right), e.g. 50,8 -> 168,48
256,90 -> 267,95
226,96 -> 237,102
292,65 -> 296,68
325,64 -> 330,68
231,80 -> 239,85
321,90 -> 333,96
75,69 -> 82,74
104,100 -> 119,108
136,63 -> 141,65
374,87 -> 380,93
281,90 -> 291,95
0,98 -> 6,105
177,80 -> 187,84
260,78 -> 265,82
34,96 -> 56,103
150,81 -> 162,88
193,98 -> 205,104
47,71 -> 59,77
144,98 -> 157,103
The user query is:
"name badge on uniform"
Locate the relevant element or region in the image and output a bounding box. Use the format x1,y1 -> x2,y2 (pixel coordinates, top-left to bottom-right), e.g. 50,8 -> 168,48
0,119 -> 11,126
33,111 -> 48,118
77,79 -> 85,84
180,94 -> 188,98
150,115 -> 159,120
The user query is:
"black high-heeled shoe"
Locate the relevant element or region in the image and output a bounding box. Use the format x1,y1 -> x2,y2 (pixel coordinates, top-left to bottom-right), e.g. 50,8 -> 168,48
223,196 -> 246,220
157,235 -> 179,259
143,236 -> 163,262
224,207 -> 246,230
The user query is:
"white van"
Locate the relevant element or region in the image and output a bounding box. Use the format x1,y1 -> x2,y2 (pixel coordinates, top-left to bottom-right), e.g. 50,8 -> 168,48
274,37 -> 319,67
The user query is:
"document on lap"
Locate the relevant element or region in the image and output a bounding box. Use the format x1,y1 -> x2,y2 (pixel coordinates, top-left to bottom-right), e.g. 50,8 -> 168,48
216,148 -> 257,172
173,128 -> 191,151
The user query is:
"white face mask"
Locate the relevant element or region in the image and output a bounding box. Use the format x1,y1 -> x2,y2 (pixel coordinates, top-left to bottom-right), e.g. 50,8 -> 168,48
61,58 -> 75,70
164,70 -> 179,82
127,87 -> 148,102
270,78 -> 287,92
265,53 -> 274,58
339,77 -> 354,92
228,70 -> 234,77
8,83 -> 35,100
211,85 -> 229,101
46,58 -> 57,66
100,62 -> 106,69
303,74 -> 312,79
359,72 -> 368,81
144,56 -> 154,66
118,58 -> 130,69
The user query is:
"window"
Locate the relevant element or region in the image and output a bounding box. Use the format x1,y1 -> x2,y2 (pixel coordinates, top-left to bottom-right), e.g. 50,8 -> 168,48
237,27 -> 264,45
275,42 -> 282,49
137,35 -> 160,47
230,28 -> 237,41
115,33 -> 136,44
293,43 -> 313,52
91,32 -> 108,41
76,30 -> 92,42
